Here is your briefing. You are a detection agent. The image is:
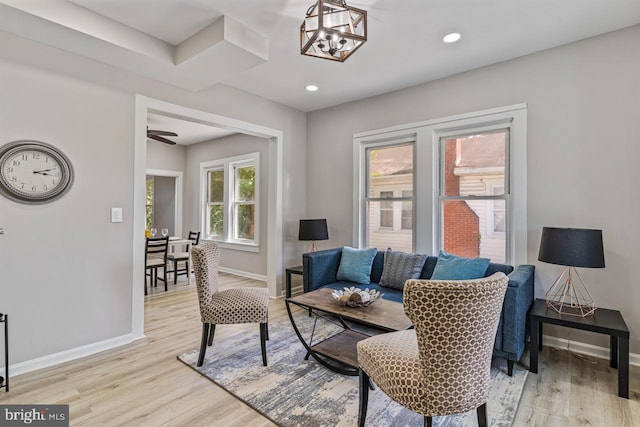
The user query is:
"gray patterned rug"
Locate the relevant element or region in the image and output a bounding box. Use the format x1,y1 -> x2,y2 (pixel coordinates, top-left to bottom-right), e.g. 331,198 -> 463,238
177,310 -> 527,427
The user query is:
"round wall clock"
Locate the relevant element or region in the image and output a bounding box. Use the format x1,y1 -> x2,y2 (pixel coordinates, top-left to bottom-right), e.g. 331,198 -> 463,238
0,140 -> 74,204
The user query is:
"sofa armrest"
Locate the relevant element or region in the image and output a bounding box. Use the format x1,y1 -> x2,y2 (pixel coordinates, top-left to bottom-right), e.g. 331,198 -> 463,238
500,264 -> 535,356
302,248 -> 343,292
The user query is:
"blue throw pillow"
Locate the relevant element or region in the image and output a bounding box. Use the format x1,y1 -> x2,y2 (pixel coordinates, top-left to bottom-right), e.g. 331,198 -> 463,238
430,250 -> 490,280
380,249 -> 428,290
336,246 -> 378,285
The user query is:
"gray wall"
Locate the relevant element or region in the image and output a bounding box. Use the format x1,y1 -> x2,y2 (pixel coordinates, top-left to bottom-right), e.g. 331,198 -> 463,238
306,25 -> 640,353
0,31 -> 306,366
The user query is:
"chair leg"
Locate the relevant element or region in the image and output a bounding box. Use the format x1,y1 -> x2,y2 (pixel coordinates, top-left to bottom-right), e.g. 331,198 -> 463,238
424,416 -> 433,427
197,323 -> 210,367
207,324 -> 216,346
163,266 -> 167,291
144,268 -> 148,296
507,359 -> 514,376
174,261 -> 178,285
477,403 -> 488,427
358,368 -> 369,427
260,323 -> 268,366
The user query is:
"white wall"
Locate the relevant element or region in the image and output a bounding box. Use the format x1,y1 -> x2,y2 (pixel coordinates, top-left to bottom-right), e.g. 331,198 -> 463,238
0,31 -> 306,369
307,25 -> 640,353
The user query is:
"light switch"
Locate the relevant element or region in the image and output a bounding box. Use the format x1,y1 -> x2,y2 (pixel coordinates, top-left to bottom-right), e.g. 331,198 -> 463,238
111,207 -> 123,223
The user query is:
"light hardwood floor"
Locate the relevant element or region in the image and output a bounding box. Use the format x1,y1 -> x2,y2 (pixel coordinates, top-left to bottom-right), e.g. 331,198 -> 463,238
1,273 -> 638,426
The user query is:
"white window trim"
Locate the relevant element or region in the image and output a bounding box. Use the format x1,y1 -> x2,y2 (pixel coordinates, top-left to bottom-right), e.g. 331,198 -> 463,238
353,103 -> 527,265
200,152 -> 260,252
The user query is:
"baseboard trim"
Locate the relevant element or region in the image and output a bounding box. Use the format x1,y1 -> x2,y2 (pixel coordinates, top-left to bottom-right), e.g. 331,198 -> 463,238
2,333 -> 142,378
543,335 -> 640,367
219,267 -> 267,282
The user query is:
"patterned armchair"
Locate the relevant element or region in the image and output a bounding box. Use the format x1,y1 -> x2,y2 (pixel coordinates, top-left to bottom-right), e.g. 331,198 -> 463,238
191,242 -> 270,367
357,272 -> 509,427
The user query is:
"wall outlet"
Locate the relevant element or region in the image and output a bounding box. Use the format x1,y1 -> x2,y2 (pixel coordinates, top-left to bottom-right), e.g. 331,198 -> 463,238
111,207 -> 123,223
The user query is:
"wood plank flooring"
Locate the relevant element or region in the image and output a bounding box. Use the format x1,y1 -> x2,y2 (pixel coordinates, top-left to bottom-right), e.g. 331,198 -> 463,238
1,273 -> 638,426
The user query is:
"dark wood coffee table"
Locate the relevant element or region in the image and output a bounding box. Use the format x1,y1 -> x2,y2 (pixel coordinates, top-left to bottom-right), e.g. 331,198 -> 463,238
285,288 -> 412,375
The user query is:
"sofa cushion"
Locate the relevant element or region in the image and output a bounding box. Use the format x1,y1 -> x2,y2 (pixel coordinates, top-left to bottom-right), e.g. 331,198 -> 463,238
379,249 -> 428,290
430,250 -> 490,280
336,246 -> 378,285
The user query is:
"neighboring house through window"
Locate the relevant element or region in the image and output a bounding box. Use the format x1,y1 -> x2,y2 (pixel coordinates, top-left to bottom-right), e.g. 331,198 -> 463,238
201,152 -> 259,247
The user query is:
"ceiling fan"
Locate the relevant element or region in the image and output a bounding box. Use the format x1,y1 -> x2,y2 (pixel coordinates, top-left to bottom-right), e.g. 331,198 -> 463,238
147,127 -> 178,145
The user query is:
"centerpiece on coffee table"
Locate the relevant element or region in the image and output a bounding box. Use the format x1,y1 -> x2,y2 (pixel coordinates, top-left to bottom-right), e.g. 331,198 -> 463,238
331,286 -> 382,307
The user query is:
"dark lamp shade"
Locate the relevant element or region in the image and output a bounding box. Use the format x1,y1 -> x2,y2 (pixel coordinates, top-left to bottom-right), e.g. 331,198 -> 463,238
299,219 -> 328,241
538,227 -> 605,268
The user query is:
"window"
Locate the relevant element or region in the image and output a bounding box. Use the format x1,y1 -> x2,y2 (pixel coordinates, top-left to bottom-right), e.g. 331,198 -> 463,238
362,143 -> 414,253
201,153 -> 259,247
145,176 -> 153,230
439,130 -> 509,263
354,103 -> 526,265
379,191 -> 394,228
206,169 -> 224,237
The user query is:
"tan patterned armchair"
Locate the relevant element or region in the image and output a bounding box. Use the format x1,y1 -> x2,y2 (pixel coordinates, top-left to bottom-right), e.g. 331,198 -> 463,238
191,242 -> 270,367
357,272 -> 508,427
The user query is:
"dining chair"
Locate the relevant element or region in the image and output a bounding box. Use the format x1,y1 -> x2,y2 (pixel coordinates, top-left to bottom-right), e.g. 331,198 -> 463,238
191,242 -> 270,367
167,231 -> 200,284
357,272 -> 508,427
144,236 -> 169,295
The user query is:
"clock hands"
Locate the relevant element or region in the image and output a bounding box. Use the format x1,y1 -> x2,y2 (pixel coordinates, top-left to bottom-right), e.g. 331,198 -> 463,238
33,168 -> 58,176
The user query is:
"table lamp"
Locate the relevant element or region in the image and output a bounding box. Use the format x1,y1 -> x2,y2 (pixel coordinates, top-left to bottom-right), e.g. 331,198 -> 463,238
299,219 -> 329,252
538,227 -> 605,317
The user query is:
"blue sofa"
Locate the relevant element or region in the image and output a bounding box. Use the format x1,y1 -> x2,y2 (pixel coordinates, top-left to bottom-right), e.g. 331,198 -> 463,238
302,247 -> 535,376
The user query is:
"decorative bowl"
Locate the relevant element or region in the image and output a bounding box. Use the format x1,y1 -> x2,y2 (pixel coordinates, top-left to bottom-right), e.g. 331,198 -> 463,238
331,287 -> 382,308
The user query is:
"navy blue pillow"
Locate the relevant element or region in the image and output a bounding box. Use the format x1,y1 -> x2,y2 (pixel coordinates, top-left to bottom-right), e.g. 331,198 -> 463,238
430,250 -> 490,280
380,249 -> 428,290
336,246 -> 378,284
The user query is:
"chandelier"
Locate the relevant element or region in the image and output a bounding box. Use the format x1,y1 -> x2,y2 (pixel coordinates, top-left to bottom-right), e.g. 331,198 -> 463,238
300,0 -> 367,62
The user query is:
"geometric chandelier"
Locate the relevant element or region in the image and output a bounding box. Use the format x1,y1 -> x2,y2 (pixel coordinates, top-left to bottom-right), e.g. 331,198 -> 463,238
300,0 -> 367,62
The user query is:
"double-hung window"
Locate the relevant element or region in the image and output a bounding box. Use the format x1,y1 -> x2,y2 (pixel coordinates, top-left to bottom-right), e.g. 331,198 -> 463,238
201,152 -> 259,247
360,142 -> 415,253
354,104 -> 526,265
439,130 -> 509,263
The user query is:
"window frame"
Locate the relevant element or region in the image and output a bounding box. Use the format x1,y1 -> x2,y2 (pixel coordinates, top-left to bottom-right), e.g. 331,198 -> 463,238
200,152 -> 260,251
353,103 -> 527,266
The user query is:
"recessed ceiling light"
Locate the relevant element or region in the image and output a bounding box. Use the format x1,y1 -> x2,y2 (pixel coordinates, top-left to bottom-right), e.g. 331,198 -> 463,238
442,32 -> 462,43
305,85 -> 319,92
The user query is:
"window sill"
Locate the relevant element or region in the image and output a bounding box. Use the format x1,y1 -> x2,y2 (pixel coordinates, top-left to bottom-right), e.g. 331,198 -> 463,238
202,238 -> 260,253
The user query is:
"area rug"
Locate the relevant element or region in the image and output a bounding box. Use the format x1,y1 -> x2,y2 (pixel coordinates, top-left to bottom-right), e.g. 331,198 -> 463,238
177,311 -> 527,427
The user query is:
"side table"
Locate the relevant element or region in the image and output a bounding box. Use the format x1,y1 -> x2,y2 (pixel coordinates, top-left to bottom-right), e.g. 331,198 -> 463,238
285,265 -> 304,298
1,313 -> 7,392
528,298 -> 629,398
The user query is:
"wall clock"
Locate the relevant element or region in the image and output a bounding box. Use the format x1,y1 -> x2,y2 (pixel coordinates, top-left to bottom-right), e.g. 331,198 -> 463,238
0,140 -> 74,204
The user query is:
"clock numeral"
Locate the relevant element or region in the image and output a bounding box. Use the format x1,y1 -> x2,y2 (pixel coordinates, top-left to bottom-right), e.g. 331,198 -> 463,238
10,176 -> 17,182
7,167 -> 13,173
32,186 -> 37,192
20,183 -> 25,189
43,184 -> 48,191
12,160 -> 20,166
21,154 -> 28,161
32,153 -> 40,160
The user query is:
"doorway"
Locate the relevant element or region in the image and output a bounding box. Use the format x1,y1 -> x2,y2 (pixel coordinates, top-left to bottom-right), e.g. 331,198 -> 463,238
133,95 -> 284,339
145,170 -> 183,237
